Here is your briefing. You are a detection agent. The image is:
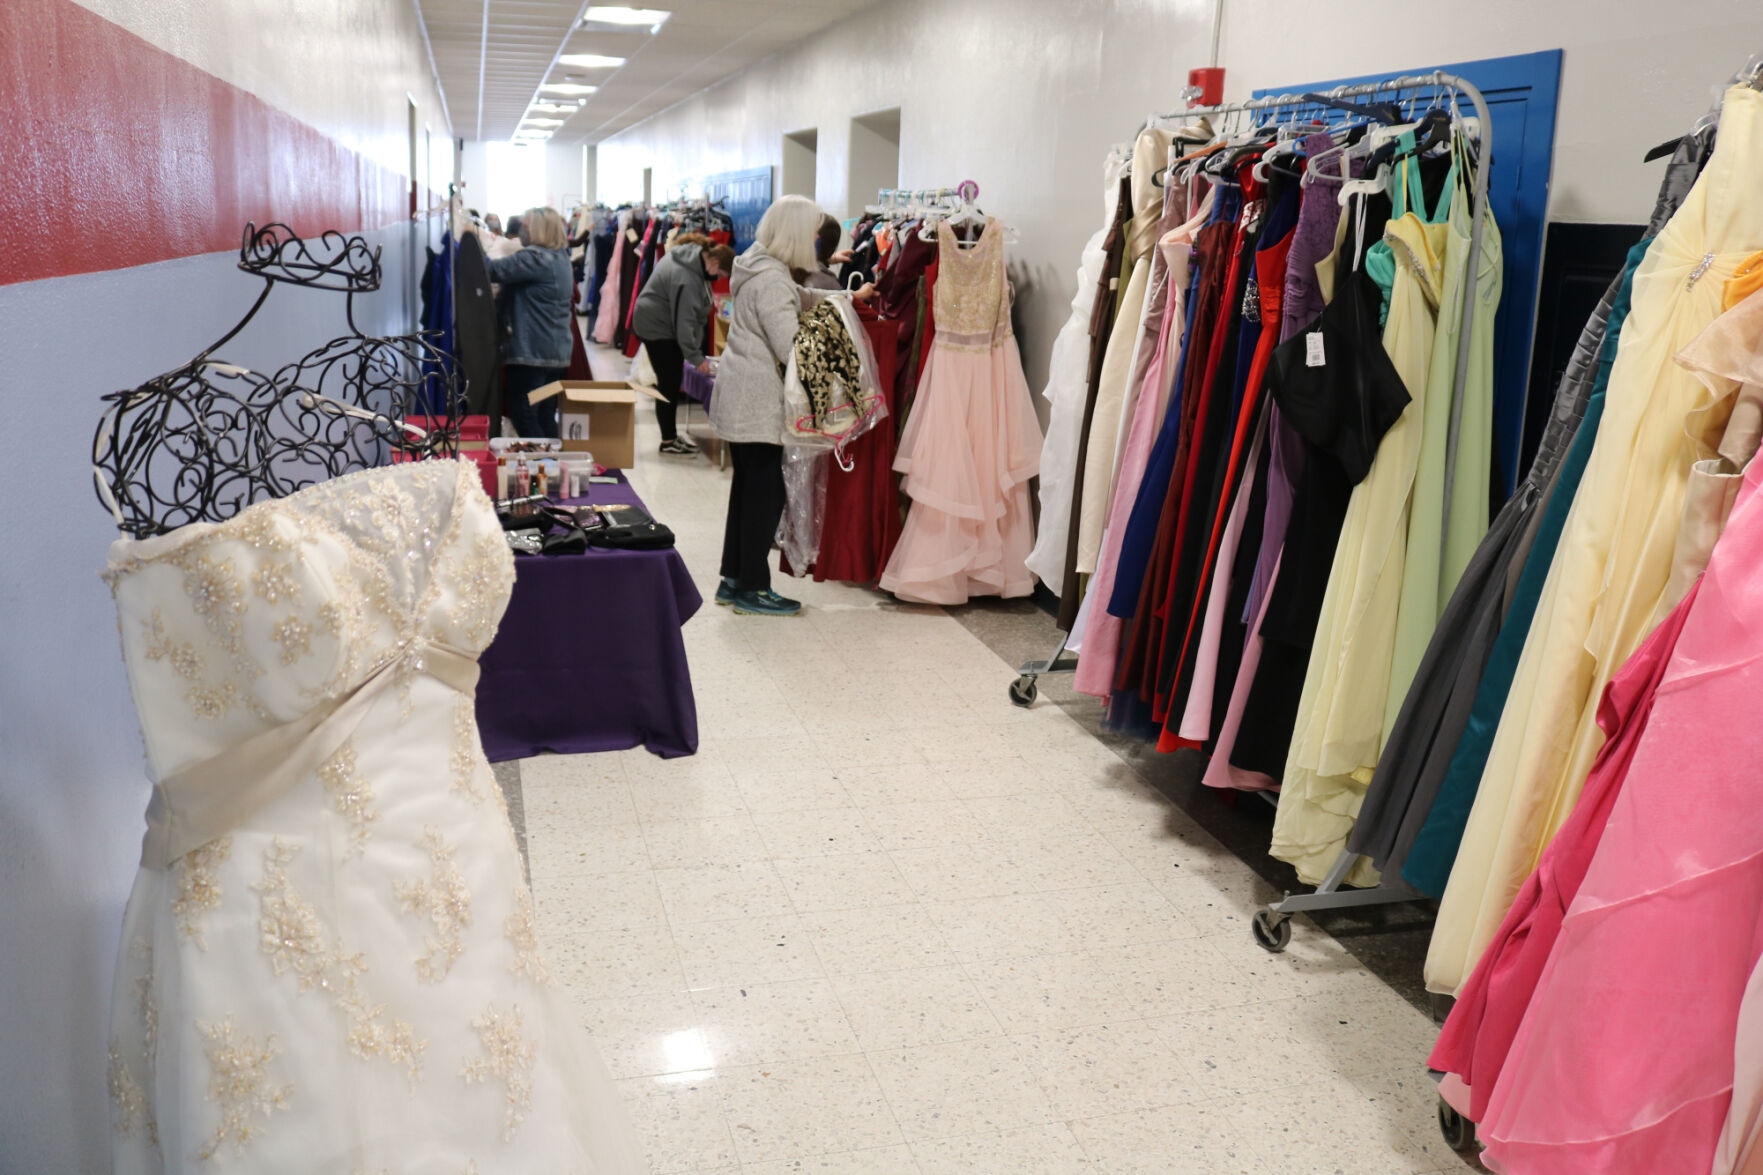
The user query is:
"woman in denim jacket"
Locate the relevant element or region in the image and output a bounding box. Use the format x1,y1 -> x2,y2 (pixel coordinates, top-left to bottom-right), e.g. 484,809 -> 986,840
484,206 -> 573,437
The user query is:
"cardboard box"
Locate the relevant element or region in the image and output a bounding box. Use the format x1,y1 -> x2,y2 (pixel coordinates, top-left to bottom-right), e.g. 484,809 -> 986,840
528,380 -> 666,469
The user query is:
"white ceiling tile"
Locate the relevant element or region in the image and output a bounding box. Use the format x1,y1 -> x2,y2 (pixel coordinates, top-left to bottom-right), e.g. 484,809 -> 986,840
421,0 -> 882,141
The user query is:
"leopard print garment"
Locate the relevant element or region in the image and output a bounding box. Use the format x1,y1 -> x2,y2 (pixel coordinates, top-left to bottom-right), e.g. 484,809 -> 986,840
793,300 -> 863,428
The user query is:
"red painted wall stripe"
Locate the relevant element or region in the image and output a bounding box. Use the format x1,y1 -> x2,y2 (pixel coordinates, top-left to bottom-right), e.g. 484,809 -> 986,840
1,0 -> 411,287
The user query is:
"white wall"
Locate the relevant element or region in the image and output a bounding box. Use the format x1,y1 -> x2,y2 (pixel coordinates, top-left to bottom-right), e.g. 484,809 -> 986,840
596,0 -> 1761,392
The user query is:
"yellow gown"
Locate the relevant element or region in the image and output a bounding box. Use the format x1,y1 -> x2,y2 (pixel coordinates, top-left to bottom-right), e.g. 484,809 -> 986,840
1384,144 -> 1504,744
1271,157 -> 1447,886
1425,86 -> 1763,995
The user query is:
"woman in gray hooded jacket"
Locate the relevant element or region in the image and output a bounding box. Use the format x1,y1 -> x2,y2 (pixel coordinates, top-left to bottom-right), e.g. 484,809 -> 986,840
710,195 -> 872,616
633,234 -> 734,455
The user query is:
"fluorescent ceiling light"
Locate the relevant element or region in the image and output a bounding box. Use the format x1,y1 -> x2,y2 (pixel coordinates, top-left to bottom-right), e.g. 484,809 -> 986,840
523,122 -> 565,130
557,53 -> 626,69
529,102 -> 579,113
582,6 -> 671,30
541,83 -> 598,96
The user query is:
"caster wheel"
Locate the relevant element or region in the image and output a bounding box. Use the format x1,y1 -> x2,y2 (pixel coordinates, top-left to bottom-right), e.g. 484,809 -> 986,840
1438,1096 -> 1477,1151
1008,676 -> 1039,707
1252,908 -> 1292,952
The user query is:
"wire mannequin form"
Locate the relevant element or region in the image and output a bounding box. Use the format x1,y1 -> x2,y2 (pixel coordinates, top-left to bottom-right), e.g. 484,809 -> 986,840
93,223 -> 464,539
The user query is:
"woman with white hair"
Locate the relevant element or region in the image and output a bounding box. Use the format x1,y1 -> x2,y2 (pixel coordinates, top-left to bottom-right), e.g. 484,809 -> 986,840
711,195 -> 872,616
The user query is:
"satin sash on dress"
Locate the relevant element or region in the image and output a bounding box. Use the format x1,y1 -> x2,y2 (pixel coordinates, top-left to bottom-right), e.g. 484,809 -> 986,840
140,639 -> 481,869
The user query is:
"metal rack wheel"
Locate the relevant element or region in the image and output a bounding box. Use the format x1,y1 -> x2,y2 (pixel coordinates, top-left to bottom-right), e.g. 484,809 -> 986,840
1008,675 -> 1039,707
1251,907 -> 1292,952
1437,1096 -> 1477,1151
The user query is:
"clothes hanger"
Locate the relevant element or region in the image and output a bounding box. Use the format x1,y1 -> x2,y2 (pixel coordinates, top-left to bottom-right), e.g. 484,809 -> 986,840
1649,50 -> 1763,160
1252,118 -> 1324,181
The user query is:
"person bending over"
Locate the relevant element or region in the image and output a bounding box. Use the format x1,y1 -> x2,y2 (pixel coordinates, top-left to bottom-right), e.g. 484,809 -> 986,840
632,233 -> 735,455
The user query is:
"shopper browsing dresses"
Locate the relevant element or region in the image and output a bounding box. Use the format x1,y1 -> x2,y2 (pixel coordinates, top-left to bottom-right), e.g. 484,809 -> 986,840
802,213 -> 846,291
480,207 -> 574,438
710,195 -> 873,617
632,233 -> 734,455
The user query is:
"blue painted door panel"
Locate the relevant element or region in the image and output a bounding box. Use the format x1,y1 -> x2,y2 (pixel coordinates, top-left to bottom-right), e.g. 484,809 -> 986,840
1256,49 -> 1563,500
700,167 -> 773,254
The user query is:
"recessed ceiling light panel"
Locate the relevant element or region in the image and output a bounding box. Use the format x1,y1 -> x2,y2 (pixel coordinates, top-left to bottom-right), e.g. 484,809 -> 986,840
557,53 -> 626,69
522,118 -> 565,127
540,83 -> 598,96
582,7 -> 670,31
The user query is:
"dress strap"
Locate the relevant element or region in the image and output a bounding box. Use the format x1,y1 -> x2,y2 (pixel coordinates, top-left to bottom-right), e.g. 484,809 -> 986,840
140,639 -> 479,869
1390,131 -> 1423,221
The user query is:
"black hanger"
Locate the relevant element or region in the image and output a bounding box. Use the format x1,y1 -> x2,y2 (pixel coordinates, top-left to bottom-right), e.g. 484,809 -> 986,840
1299,92 -> 1402,125
1644,136 -> 1683,162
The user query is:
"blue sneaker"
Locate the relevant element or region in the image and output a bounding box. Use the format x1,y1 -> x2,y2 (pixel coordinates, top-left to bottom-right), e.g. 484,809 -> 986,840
732,589 -> 802,617
714,577 -> 737,606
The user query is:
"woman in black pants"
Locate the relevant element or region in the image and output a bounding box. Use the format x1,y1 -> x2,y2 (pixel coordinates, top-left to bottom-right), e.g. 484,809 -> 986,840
707,196 -> 872,616
632,234 -> 734,455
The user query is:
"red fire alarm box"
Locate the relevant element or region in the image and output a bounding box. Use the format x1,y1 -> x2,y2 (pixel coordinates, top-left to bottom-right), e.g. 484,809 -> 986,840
1188,67 -> 1225,107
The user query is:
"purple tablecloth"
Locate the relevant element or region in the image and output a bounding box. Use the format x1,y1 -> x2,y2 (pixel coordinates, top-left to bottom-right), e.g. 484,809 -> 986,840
476,473 -> 702,761
680,364 -> 715,408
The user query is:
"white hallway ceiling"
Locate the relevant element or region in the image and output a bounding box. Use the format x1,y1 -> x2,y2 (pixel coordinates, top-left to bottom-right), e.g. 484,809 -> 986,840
420,0 -> 879,145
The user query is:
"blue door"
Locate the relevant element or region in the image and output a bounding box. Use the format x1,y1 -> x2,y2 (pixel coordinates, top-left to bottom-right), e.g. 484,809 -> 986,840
702,167 -> 774,254
1257,49 -> 1563,502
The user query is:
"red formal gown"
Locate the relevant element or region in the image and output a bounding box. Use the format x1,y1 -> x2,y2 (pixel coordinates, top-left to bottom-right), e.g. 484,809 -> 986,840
795,311 -> 902,584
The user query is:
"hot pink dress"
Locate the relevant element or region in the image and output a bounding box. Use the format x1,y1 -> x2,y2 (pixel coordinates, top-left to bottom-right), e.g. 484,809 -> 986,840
880,219 -> 1042,605
1475,453 -> 1763,1171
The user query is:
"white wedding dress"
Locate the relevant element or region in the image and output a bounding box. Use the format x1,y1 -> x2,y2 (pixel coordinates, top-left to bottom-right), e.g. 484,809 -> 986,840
103,459 -> 643,1174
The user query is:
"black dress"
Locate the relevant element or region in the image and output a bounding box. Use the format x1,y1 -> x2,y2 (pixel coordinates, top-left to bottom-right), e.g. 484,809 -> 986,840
1229,188 -> 1407,779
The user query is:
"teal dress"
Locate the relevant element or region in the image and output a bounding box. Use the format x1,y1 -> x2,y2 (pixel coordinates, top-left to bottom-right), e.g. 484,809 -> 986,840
1402,236 -> 1653,897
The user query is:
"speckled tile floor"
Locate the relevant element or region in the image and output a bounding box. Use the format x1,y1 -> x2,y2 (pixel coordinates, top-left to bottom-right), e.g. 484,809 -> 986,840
502,340 -> 1481,1173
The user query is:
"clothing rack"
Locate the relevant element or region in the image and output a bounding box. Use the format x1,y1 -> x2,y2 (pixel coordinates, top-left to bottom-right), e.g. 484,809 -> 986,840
1161,72 -> 1497,952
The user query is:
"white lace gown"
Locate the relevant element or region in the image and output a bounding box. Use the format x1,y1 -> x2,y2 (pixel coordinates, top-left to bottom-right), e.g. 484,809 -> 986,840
103,460 -> 643,1174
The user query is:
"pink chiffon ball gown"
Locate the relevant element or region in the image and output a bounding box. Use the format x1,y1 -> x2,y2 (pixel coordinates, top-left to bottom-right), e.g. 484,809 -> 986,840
1475,452 -> 1763,1171
880,218 -> 1043,605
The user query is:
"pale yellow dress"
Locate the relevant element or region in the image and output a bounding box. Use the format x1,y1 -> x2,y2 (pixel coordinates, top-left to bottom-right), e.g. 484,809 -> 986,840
1385,145 -> 1504,743
1271,163 -> 1447,886
1426,86 -> 1763,995
1074,125 -> 1174,575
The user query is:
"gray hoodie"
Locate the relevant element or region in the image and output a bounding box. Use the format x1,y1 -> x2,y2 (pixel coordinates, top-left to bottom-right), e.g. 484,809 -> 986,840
710,244 -> 829,445
630,242 -> 713,367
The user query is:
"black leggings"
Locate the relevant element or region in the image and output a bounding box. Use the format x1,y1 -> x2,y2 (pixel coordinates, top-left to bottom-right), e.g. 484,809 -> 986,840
641,336 -> 687,442
720,442 -> 785,592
